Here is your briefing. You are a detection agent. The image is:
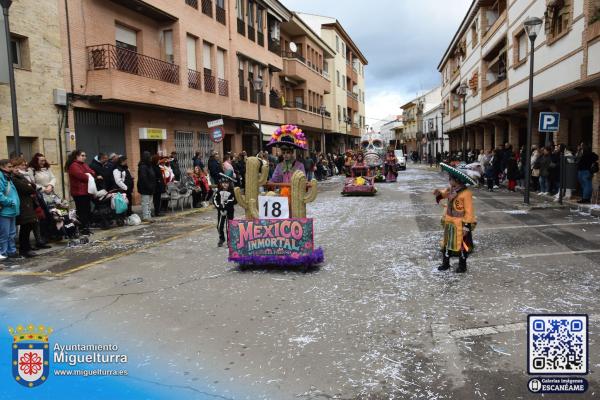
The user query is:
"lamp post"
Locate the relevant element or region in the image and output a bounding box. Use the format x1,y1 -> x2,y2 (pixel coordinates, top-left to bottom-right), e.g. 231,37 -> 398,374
320,104 -> 326,154
1,0 -> 20,156
523,16 -> 543,205
456,82 -> 469,163
252,77 -> 264,154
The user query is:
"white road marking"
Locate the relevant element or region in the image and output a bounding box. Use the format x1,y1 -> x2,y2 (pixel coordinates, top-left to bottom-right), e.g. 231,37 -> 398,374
482,249 -> 600,260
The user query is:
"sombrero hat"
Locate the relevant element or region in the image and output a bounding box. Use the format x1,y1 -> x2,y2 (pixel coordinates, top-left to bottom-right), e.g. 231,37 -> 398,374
440,163 -> 477,186
266,124 -> 308,150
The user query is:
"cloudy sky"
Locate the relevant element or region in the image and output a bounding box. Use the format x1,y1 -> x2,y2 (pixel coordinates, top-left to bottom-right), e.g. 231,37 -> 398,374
282,0 -> 470,126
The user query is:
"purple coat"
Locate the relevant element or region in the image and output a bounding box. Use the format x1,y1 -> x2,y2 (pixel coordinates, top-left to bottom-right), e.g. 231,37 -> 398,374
271,160 -> 306,183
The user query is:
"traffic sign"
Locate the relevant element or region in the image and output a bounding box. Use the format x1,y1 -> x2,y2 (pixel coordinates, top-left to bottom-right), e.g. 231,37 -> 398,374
538,112 -> 560,133
210,126 -> 224,143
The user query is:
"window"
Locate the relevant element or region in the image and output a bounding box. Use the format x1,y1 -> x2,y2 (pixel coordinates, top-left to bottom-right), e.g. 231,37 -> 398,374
336,70 -> 340,86
337,105 -> 341,121
257,6 -> 264,32
163,30 -> 174,63
514,30 -> 527,65
483,38 -> 507,88
116,24 -> 137,51
342,75 -> 346,90
237,0 -> 244,19
186,0 -> 198,9
471,19 -> 479,48
217,48 -> 226,79
247,0 -> 254,27
203,42 -> 212,72
545,0 -> 571,40
187,35 -> 197,70
10,36 -> 29,69
341,43 -> 345,58
336,35 -> 339,52
483,0 -> 506,33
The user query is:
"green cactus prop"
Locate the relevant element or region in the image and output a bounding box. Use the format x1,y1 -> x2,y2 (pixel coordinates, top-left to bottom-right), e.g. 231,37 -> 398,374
290,170 -> 318,218
234,157 -> 269,219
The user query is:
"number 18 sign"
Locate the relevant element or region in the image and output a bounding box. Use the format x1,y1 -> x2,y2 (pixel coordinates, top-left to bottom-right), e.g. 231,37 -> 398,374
259,196 -> 289,219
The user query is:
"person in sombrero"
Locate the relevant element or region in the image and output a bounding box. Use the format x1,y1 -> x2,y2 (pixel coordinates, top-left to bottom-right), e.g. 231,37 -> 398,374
268,125 -> 307,184
433,163 -> 479,273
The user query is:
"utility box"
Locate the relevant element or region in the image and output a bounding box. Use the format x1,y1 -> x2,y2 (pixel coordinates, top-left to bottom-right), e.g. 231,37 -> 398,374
53,88 -> 67,106
564,155 -> 578,190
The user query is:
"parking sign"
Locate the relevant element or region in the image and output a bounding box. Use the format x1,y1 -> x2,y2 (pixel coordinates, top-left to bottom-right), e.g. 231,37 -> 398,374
539,112 -> 560,132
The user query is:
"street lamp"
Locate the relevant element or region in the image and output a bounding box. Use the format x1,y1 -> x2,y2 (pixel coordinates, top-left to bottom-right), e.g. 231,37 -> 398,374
320,104 -> 326,153
523,16 -> 543,205
456,82 -> 469,163
252,76 -> 264,153
1,0 -> 21,157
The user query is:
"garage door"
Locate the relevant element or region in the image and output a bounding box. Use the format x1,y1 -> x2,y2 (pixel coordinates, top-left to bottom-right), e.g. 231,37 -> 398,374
74,109 -> 126,157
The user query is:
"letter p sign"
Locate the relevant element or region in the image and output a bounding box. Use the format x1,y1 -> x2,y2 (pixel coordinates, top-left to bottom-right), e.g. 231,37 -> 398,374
538,112 -> 560,133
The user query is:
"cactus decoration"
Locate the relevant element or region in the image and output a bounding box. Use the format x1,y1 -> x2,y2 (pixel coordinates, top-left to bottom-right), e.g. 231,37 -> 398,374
290,170 -> 318,218
234,157 -> 269,219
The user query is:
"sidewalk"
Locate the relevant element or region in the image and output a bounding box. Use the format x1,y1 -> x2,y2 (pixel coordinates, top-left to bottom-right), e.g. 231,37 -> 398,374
406,163 -> 600,217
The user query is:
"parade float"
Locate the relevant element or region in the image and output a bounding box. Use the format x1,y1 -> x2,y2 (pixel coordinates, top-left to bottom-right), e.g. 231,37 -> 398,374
341,151 -> 377,196
228,125 -> 324,269
360,132 -> 386,169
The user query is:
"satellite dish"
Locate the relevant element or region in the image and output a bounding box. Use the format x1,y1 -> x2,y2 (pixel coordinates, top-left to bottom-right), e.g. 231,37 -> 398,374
289,42 -> 298,53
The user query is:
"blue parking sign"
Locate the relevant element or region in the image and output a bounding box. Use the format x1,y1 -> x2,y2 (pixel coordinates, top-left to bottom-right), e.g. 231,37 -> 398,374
539,112 -> 560,132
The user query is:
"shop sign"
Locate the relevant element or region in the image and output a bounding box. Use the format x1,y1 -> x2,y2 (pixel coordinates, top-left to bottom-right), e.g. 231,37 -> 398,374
139,128 -> 167,140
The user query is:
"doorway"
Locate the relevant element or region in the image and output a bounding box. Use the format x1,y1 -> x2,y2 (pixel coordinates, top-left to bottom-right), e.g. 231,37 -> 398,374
140,140 -> 159,156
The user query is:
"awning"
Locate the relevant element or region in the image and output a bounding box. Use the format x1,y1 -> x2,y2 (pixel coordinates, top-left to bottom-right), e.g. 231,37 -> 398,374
253,123 -> 281,141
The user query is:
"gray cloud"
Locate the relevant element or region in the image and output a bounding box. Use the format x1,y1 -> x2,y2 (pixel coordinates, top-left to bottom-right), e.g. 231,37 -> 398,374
281,0 -> 470,119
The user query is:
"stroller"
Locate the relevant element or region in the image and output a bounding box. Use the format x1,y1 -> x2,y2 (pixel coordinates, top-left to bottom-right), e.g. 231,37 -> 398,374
91,189 -> 126,229
41,191 -> 87,246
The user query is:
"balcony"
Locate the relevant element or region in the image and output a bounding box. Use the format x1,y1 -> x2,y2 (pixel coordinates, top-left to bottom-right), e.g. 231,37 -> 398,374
270,93 -> 282,109
268,40 -> 281,55
281,55 -> 330,94
284,101 -> 332,130
109,0 -> 178,22
248,26 -> 255,42
216,6 -> 226,25
201,0 -> 212,17
218,78 -> 229,96
237,19 -> 245,36
88,44 -> 179,84
188,69 -> 201,90
204,73 -> 216,93
346,63 -> 357,81
257,31 -> 264,47
239,85 -> 248,101
185,0 -> 198,9
249,89 -> 266,106
347,91 -> 359,111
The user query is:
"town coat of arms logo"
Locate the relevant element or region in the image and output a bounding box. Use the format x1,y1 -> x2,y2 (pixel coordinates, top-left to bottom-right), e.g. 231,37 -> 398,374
8,324 -> 52,388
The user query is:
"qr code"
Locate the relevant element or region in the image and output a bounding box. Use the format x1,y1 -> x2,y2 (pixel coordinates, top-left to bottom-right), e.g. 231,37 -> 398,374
528,315 -> 588,374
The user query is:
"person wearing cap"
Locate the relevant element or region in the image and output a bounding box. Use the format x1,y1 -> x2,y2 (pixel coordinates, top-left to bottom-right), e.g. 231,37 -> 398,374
433,163 -> 479,273
212,174 -> 236,247
113,155 -> 134,216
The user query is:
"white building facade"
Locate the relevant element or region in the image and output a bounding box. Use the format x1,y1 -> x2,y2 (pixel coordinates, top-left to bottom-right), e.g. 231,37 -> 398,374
438,0 -> 600,164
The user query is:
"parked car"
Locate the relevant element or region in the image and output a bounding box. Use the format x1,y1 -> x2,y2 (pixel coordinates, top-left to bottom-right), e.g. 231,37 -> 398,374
394,150 -> 407,170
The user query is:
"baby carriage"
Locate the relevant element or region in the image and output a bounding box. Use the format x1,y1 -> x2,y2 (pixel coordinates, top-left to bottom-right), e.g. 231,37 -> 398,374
91,190 -> 126,229
42,191 -> 87,245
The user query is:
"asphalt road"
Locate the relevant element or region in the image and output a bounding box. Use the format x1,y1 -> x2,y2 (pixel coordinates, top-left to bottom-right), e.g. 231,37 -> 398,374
1,166 -> 599,399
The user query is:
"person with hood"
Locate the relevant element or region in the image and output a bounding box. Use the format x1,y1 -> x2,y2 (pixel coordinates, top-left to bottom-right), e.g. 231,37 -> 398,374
506,151 -> 520,192
66,150 -> 95,235
113,155 -> 134,216
576,142 -> 599,204
434,163 -> 479,273
11,158 -> 39,258
137,151 -> 156,221
0,159 -> 20,260
212,175 -> 236,247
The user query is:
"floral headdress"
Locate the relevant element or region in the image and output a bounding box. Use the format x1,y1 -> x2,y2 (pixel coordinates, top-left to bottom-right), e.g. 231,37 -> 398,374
266,124 -> 308,150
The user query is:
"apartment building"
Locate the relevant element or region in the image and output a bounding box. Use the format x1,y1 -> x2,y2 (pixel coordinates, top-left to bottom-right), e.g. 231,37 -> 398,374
438,0 -> 600,163
278,13 -> 334,152
60,0 -> 292,175
395,87 -> 442,156
297,13 -> 368,152
0,0 -> 66,195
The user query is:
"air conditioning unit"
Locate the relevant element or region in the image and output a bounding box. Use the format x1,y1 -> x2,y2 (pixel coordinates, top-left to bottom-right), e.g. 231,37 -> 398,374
53,88 -> 67,106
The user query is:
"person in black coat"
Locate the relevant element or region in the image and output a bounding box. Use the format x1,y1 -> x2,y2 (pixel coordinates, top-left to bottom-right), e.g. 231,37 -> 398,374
137,152 -> 156,221
12,159 -> 39,258
213,175 -> 236,247
151,154 -> 166,217
192,151 -> 205,170
208,152 -> 223,187
89,153 -> 109,190
491,149 -> 502,188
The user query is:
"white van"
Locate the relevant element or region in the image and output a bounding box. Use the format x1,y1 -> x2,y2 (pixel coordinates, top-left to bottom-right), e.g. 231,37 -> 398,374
394,150 -> 406,170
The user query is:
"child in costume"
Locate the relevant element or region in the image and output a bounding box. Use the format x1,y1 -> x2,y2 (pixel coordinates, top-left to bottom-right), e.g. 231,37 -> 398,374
433,163 -> 479,273
213,174 -> 236,247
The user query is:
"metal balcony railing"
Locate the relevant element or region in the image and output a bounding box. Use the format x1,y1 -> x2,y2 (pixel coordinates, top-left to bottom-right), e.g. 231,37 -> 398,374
257,31 -> 264,46
88,44 -> 179,84
188,69 -> 202,90
218,78 -> 229,96
201,0 -> 212,17
286,101 -> 306,110
185,0 -> 198,9
270,94 -> 282,109
249,89 -> 266,105
281,51 -> 306,63
204,73 -> 216,93
216,6 -> 226,25
268,40 -> 280,55
237,19 -> 245,36
239,86 -> 248,101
